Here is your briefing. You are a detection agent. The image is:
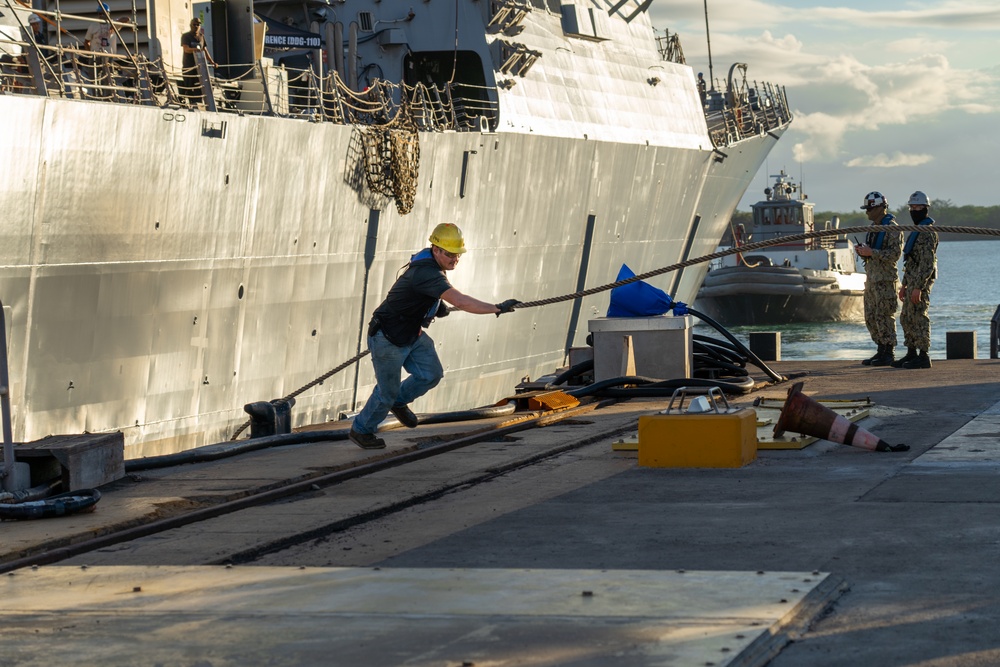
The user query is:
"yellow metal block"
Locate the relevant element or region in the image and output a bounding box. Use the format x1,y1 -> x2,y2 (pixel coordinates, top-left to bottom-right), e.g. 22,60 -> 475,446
638,409 -> 757,468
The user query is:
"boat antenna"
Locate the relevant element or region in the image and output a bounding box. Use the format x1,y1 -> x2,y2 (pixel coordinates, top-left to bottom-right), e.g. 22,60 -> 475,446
703,0 -> 715,90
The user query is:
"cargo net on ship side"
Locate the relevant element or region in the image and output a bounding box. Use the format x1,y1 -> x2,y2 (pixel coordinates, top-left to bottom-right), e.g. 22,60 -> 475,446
328,79 -> 421,216
359,119 -> 419,216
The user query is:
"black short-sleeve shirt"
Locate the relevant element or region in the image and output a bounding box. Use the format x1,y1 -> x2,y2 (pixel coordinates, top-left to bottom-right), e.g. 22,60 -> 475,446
373,252 -> 451,346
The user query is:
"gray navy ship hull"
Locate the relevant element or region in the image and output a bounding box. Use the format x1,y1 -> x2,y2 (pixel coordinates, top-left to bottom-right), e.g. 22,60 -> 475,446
0,1 -> 790,457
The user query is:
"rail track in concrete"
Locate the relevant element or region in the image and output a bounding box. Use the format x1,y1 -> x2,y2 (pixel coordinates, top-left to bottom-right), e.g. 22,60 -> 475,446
2,397 -> 647,571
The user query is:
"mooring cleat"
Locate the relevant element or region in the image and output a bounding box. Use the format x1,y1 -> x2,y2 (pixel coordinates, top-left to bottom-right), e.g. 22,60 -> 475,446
876,441 -> 910,452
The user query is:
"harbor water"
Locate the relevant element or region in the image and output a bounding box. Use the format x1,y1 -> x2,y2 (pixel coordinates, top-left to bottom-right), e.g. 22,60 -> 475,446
694,240 -> 1000,360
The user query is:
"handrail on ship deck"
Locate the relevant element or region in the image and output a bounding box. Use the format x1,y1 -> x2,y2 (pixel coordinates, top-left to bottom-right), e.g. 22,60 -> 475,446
2,4 -> 791,142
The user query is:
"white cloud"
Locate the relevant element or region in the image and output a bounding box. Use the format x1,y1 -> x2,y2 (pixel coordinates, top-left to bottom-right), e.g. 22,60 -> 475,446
884,37 -> 953,54
649,1 -> 1000,208
844,152 -> 933,168
811,2 -> 1000,30
783,52 -> 996,162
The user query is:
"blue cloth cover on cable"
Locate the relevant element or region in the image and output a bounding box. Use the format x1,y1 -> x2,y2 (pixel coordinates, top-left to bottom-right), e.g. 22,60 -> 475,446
607,264 -> 673,317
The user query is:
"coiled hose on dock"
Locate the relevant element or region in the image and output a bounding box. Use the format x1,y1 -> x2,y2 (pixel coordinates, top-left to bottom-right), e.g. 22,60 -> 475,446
548,305 -> 782,398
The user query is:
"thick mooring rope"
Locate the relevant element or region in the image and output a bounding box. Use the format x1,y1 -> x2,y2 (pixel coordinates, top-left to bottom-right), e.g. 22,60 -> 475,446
231,224 -> 995,439
516,224 -> 996,310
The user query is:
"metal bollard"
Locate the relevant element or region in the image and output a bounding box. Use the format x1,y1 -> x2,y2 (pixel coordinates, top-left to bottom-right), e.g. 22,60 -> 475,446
243,398 -> 297,438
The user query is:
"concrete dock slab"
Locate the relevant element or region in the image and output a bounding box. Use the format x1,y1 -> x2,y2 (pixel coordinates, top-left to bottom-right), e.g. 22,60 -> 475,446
1,565 -> 842,667
2,359 -> 1000,665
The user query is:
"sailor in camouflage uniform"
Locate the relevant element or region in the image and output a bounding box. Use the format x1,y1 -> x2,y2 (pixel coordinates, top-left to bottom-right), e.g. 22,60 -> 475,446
892,191 -> 937,369
855,191 -> 902,366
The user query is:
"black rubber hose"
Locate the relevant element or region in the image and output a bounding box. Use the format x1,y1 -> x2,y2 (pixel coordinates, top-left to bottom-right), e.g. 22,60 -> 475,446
692,356 -> 750,378
125,430 -> 353,471
0,478 -> 61,504
566,375 -> 754,397
550,358 -> 595,386
694,343 -> 747,368
125,403 -> 519,472
694,333 -> 744,353
687,306 -> 785,382
394,403 -> 516,425
593,376 -> 755,397
694,335 -> 749,366
564,375 -> 658,397
0,488 -> 101,521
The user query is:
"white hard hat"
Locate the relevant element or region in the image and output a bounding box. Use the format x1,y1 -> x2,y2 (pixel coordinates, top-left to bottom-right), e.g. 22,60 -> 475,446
29,14 -> 41,23
907,190 -> 930,207
861,191 -> 888,210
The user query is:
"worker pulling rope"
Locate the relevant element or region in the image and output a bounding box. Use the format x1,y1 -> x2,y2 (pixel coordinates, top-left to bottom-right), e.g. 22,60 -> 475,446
229,224 -> 998,440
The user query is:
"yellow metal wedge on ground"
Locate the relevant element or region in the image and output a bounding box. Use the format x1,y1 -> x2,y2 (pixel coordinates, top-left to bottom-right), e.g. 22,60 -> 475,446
526,390 -> 580,411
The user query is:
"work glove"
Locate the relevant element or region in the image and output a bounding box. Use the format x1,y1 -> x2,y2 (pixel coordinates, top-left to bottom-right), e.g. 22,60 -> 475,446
495,299 -> 520,317
435,302 -> 450,318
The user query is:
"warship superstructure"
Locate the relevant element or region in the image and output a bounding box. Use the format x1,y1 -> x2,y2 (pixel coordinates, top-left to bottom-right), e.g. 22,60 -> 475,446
0,0 -> 791,456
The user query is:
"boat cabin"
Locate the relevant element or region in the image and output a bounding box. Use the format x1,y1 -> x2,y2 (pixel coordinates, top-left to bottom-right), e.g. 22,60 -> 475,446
749,171 -> 817,249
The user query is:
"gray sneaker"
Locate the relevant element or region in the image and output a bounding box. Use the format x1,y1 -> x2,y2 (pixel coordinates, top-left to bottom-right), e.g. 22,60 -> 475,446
349,428 -> 386,449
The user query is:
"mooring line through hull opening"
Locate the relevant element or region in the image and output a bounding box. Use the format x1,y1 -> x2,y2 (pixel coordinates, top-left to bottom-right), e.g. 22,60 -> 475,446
227,224 -> 998,442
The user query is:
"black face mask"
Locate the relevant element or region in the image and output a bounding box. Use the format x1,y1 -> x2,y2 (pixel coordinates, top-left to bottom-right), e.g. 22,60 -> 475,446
909,208 -> 928,224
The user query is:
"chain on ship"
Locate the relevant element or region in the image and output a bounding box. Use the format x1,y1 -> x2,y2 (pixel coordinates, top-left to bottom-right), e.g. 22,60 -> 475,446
0,0 -> 792,456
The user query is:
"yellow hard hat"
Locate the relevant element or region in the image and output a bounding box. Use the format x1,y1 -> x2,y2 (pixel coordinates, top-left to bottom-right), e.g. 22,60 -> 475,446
428,223 -> 467,255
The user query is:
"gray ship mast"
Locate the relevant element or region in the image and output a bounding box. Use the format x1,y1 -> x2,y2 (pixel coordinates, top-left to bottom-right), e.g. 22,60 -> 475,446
703,0 -> 714,89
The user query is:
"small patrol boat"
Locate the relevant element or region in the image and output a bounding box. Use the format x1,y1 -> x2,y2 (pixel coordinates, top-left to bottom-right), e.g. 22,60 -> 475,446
694,172 -> 866,326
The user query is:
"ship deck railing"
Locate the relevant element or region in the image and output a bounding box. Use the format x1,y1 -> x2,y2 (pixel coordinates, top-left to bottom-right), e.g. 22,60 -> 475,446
2,20 -> 499,133
5,7 -> 789,142
704,80 -> 792,148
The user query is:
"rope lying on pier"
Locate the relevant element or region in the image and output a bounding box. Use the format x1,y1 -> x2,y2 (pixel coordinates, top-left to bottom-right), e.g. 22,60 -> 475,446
230,224 -> 996,439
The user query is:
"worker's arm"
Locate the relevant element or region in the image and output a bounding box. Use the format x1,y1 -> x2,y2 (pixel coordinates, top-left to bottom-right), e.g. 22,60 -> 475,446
441,290 -> 520,316
440,287 -> 500,315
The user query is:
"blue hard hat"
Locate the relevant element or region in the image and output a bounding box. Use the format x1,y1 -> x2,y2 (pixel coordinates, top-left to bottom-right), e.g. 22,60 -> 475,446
100,2 -> 109,10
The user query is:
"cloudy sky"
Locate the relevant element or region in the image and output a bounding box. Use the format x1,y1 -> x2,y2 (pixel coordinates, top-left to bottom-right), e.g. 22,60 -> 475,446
649,0 -> 1000,213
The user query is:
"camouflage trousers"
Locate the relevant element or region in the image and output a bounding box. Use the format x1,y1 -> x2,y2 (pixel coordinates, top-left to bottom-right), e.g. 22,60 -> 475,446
864,279 -> 898,347
900,283 -> 933,350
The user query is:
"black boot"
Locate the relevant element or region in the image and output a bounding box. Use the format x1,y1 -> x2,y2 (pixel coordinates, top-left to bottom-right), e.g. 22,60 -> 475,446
861,344 -> 884,366
869,346 -> 895,366
891,347 -> 917,368
902,350 -> 931,369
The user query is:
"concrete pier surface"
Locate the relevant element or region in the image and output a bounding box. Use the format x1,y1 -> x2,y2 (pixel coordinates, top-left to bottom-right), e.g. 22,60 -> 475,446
2,359 -> 999,666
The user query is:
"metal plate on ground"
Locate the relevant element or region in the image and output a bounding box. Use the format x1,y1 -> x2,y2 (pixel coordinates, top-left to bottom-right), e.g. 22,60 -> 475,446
3,566 -> 842,666
753,398 -> 872,450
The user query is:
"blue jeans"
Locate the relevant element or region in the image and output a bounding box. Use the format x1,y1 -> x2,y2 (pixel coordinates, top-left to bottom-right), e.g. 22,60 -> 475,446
352,330 -> 444,434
